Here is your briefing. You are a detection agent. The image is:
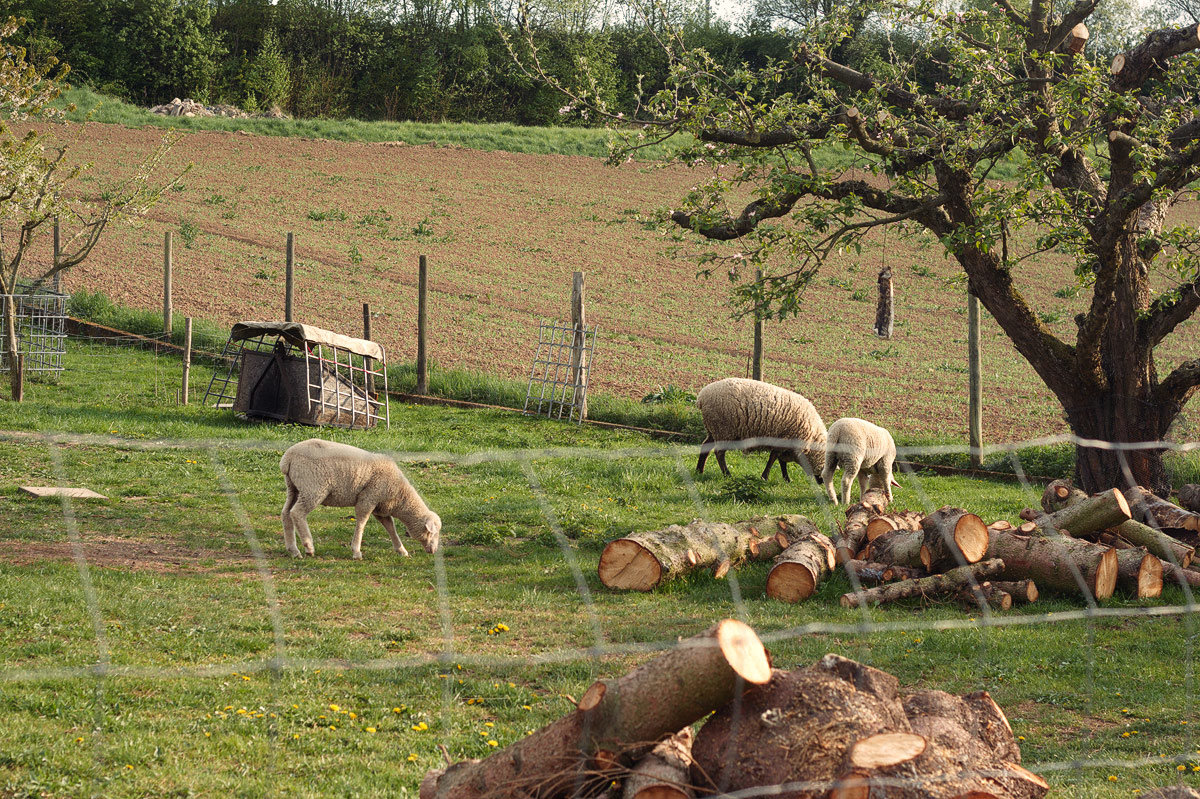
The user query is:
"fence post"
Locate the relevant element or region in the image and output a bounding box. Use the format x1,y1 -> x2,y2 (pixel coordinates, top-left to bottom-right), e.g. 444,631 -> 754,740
163,231 -> 173,338
416,255 -> 428,395
285,232 -> 295,323
753,268 -> 763,381
181,317 -> 192,406
968,291 -> 983,468
362,302 -> 374,397
10,353 -> 23,402
52,218 -> 61,293
571,270 -> 588,420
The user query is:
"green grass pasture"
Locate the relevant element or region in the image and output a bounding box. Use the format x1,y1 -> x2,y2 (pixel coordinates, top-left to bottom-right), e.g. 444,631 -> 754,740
2,343 -> 1200,797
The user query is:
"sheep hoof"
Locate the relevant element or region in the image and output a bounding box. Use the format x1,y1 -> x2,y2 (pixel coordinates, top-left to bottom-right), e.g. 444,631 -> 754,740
287,548 -> 303,558
352,551 -> 363,560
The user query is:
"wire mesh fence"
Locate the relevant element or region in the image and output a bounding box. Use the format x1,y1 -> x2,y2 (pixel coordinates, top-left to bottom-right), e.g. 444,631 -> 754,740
0,287 -> 68,378
523,319 -> 597,423
3,338 -> 1200,796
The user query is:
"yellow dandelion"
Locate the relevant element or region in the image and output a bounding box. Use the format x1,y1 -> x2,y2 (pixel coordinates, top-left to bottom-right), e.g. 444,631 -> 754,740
487,740 -> 498,747
292,704 -> 299,709
1017,736 -> 1025,741
330,704 -> 340,712
393,707 -> 403,713
1122,732 -> 1131,738
224,705 -> 233,711
1179,765 -> 1187,772
205,731 -> 211,738
330,725 -> 337,730
125,765 -> 133,770
484,722 -> 494,727
366,727 -> 377,733
508,682 -> 516,688
348,712 -> 357,720
237,708 -> 248,715
241,675 -> 250,681
522,705 -> 532,711
498,624 -> 509,632
407,753 -> 419,762
75,736 -> 84,743
293,734 -> 300,739
1108,776 -> 1118,782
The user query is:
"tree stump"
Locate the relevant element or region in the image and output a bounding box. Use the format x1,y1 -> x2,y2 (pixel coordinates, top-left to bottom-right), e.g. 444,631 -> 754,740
598,515 -> 817,591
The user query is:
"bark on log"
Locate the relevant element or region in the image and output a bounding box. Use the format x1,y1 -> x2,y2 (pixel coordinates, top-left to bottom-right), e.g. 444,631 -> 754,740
920,507 -> 989,572
1181,485 -> 1200,514
1030,489 -> 1131,537
957,582 -> 1013,611
1125,486 -> 1200,532
1110,24 -> 1200,92
1113,548 -> 1163,599
1038,480 -> 1194,566
1041,480 -> 1085,514
420,620 -> 770,799
598,515 -> 818,591
843,560 -> 927,586
986,530 -> 1118,600
766,530 -> 837,603
1096,532 -> 1136,549
866,511 -> 924,542
835,489 -> 890,563
621,729 -> 694,799
990,580 -> 1038,604
867,527 -> 926,569
841,560 -> 1005,609
1162,561 -> 1200,589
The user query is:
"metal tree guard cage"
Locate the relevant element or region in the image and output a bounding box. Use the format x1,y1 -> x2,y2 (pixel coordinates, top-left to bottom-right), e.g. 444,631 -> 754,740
0,284 -> 67,379
203,321 -> 389,429
523,319 -> 597,423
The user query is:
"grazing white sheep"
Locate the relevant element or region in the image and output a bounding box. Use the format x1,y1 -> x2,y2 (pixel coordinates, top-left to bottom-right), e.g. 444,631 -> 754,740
695,377 -> 827,483
821,417 -> 900,505
280,438 -> 441,560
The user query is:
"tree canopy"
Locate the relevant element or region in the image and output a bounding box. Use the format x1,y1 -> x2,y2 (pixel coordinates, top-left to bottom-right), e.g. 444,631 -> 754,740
550,0 -> 1200,492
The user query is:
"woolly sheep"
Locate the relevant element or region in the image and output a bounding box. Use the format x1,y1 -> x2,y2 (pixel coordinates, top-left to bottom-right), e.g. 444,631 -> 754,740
280,438 -> 441,560
821,417 -> 900,505
695,377 -> 827,483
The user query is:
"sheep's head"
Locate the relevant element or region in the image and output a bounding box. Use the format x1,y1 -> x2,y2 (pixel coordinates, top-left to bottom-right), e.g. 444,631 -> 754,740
414,512 -> 441,554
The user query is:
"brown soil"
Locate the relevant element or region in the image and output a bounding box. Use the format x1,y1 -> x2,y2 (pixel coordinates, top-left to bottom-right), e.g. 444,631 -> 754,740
32,122 -> 1200,443
1,536 -> 256,573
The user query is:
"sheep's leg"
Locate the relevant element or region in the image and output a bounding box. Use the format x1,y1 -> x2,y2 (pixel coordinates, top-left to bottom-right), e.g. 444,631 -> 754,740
840,459 -> 862,505
761,451 -> 778,481
778,456 -> 791,483
350,503 -> 375,560
857,471 -> 871,503
822,459 -> 839,504
714,447 -> 730,476
376,515 -> 410,557
697,435 -> 716,474
288,495 -> 321,557
282,481 -> 301,557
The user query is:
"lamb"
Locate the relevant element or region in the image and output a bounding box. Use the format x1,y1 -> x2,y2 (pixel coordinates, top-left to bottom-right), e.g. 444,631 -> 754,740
695,377 -> 827,483
279,438 -> 441,560
821,417 -> 901,505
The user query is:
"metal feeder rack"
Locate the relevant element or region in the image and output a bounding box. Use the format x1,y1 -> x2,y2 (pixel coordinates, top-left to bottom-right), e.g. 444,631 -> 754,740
204,321 -> 388,429
0,284 -> 67,379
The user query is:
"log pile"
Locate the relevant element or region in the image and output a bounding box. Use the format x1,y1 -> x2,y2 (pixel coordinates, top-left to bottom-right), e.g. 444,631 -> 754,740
596,480 -> 1200,607
423,637 -> 1046,799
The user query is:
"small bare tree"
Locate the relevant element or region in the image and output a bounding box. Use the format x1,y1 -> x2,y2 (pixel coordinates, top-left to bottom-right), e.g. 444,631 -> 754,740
0,16 -> 185,388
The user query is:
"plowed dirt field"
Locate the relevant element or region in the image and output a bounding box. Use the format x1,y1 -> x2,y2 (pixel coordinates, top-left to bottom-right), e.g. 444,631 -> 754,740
44,122 -> 1199,444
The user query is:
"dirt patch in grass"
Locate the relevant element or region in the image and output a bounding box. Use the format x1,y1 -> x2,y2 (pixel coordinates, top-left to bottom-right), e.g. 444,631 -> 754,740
0,536 -> 257,574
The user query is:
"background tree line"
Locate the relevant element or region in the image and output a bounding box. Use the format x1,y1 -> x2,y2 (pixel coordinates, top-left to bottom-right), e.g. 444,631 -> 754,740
0,0 -> 1170,125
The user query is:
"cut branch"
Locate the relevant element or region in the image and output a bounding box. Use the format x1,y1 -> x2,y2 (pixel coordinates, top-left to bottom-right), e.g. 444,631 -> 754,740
841,559 -> 1006,608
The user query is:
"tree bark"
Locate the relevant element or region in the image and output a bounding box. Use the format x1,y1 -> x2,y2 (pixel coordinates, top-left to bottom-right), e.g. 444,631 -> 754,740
991,580 -> 1038,604
1113,548 -> 1163,599
866,527 -> 926,569
920,507 -> 989,571
843,560 -> 927,585
621,729 -> 694,799
985,529 -> 1118,600
874,266 -> 894,339
766,530 -> 837,602
598,515 -> 817,591
1162,561 -> 1200,589
1180,485 -> 1200,514
866,511 -> 924,542
1029,489 -> 1131,537
421,620 -> 771,799
841,559 -> 1006,608
835,488 -> 890,563
1124,486 -> 1200,533
1041,479 -> 1084,514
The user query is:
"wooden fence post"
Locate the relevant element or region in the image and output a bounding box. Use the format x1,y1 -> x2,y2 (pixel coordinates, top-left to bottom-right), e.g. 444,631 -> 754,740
52,218 -> 61,293
362,302 -> 374,397
753,268 -> 763,381
163,231 -> 173,338
285,232 -> 295,322
181,317 -> 192,406
416,255 -> 428,395
968,291 -> 983,468
571,270 -> 588,420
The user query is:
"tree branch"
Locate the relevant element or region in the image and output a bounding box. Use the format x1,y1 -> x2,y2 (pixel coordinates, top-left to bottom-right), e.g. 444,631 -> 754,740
1155,358 -> 1200,429
671,191 -> 803,240
1047,0 -> 1100,52
795,48 -> 976,120
1143,273 -> 1200,348
1110,23 -> 1200,93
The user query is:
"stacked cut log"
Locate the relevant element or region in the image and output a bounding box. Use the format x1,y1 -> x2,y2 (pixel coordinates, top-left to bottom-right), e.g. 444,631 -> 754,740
597,515 -> 820,591
986,528 -> 1118,600
621,729 -> 693,799
1041,480 -> 1195,566
419,620 -> 771,799
834,488 -> 890,563
766,528 -> 837,602
1124,485 -> 1200,537
691,654 -> 1047,799
920,506 -> 990,572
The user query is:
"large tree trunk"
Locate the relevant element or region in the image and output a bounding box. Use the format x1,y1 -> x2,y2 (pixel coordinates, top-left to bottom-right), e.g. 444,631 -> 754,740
421,620 -> 770,799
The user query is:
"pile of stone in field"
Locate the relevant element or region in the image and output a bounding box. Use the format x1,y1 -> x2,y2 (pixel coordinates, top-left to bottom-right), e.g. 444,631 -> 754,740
148,98 -> 288,119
